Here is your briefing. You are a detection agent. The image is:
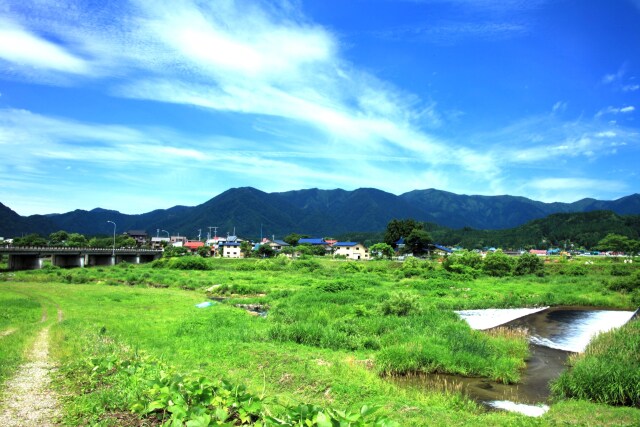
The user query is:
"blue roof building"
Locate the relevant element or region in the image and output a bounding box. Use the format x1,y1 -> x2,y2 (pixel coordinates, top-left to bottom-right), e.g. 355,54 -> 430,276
298,238 -> 327,245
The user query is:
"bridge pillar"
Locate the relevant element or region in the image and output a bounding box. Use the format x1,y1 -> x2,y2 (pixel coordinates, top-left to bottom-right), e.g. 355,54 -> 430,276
52,254 -> 84,268
8,254 -> 42,270
86,255 -> 114,266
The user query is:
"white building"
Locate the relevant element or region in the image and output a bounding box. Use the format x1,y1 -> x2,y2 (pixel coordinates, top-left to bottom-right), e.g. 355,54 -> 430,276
333,242 -> 369,260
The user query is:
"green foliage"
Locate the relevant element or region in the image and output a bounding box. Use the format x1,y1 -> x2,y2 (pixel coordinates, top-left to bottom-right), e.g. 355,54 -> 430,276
383,218 -> 423,247
404,229 -> 433,255
442,250 -> 483,277
551,320 -> 640,406
66,232 -> 88,247
256,244 -> 276,258
368,243 -> 394,259
173,256 -> 212,270
380,292 -> 421,316
514,253 -> 544,276
81,352 -> 399,427
608,271 -> 640,293
283,233 -> 305,246
596,233 -> 635,253
163,245 -> 189,258
13,233 -> 47,246
49,230 -> 69,245
482,250 -> 514,277
197,246 -> 212,257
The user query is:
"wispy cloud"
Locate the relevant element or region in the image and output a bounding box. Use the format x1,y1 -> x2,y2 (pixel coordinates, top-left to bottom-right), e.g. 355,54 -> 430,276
375,21 -> 528,44
596,105 -> 636,117
0,0 -> 637,213
0,18 -> 90,75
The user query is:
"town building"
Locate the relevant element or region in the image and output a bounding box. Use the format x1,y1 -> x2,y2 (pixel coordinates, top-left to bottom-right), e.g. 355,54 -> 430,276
332,242 -> 369,260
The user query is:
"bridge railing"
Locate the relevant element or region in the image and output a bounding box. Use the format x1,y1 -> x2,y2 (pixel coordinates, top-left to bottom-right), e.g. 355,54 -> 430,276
0,246 -> 163,253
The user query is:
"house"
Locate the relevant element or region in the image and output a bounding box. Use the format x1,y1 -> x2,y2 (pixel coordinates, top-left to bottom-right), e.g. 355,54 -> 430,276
333,242 -> 369,260
395,237 -> 405,251
184,241 -> 205,254
432,244 -> 453,255
298,238 -> 327,246
529,249 -> 547,256
170,235 -> 188,245
268,239 -> 290,251
222,242 -> 242,258
126,230 -> 148,245
150,237 -> 170,249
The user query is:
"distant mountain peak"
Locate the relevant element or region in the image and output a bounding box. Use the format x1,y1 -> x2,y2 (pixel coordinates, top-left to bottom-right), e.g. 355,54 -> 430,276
1,187 -> 639,238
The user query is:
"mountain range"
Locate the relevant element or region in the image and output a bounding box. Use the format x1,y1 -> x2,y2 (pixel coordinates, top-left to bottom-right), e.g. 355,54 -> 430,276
1,187 -> 639,239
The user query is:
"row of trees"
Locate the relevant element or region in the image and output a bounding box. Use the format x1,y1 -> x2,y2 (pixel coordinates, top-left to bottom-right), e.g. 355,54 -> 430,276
7,231 -> 136,249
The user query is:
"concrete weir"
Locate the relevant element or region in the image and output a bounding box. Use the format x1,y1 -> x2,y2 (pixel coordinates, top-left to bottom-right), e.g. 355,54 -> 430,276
1,247 -> 163,270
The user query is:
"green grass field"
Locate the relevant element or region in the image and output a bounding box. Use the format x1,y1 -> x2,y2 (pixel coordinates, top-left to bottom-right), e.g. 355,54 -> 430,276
1,256 -> 639,426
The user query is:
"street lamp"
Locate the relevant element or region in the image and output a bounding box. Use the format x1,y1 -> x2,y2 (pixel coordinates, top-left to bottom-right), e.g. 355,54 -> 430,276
161,229 -> 170,239
107,220 -> 116,257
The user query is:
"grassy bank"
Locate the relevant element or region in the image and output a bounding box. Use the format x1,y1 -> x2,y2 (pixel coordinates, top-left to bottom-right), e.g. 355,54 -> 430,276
551,317 -> 640,406
1,255 -> 639,425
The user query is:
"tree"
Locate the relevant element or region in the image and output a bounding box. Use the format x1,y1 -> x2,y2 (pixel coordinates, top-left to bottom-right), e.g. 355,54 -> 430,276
197,246 -> 212,257
405,229 -> 432,256
596,234 -> 632,253
283,233 -> 310,246
256,244 -> 275,258
240,241 -> 253,258
14,233 -> 47,246
163,245 -> 188,257
369,243 -> 394,259
483,250 -> 514,277
66,233 -> 88,247
48,230 -> 69,246
514,252 -> 544,276
384,219 -> 423,247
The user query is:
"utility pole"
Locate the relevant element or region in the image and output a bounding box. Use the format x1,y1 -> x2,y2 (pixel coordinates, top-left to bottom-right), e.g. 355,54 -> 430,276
208,226 -> 217,240
197,229 -> 202,241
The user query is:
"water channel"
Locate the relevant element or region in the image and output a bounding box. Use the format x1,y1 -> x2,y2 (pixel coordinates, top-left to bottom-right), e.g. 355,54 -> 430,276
393,306 -> 636,416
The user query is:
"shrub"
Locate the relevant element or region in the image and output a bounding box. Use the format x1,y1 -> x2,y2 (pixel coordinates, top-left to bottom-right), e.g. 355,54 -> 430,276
482,250 -> 514,277
608,271 -> 640,293
289,258 -> 321,271
611,264 -> 632,276
340,262 -> 365,273
560,264 -> 588,276
169,256 -> 211,270
381,292 -> 421,316
443,250 -> 483,277
316,280 -> 358,293
514,253 -> 544,276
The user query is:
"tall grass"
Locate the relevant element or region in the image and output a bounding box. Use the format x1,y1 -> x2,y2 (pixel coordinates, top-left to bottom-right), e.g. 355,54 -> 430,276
0,290 -> 43,384
551,319 -> 640,406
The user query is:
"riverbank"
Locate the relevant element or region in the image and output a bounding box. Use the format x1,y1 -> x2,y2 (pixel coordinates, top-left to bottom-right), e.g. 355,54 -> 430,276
1,256 -> 639,425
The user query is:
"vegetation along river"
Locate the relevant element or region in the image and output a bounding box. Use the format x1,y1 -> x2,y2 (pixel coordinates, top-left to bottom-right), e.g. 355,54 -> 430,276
394,306 -> 636,415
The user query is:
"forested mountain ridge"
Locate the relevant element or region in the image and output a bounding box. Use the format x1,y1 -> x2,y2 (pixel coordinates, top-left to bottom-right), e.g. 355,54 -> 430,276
1,187 -> 639,239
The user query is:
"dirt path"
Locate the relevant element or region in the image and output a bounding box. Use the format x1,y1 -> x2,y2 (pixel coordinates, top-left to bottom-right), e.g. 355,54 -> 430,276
0,326 -> 61,426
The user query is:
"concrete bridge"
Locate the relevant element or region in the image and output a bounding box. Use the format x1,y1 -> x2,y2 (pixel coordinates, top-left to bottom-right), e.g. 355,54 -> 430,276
0,246 -> 163,270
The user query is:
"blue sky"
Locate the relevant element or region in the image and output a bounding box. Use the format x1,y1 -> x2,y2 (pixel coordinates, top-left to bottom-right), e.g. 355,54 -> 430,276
0,0 -> 638,215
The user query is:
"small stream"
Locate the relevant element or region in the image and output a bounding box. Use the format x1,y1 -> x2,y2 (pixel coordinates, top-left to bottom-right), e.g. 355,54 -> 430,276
394,306 -> 636,416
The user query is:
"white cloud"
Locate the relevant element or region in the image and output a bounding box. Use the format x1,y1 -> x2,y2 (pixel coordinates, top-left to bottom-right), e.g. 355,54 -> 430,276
596,105 -> 635,117
623,84 -> 639,92
0,18 -> 90,75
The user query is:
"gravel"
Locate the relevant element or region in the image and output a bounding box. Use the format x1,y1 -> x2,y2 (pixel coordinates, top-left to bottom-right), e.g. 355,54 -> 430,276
0,327 -> 61,426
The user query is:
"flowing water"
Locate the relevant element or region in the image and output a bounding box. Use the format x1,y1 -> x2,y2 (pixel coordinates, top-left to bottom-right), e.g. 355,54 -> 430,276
394,306 -> 636,416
